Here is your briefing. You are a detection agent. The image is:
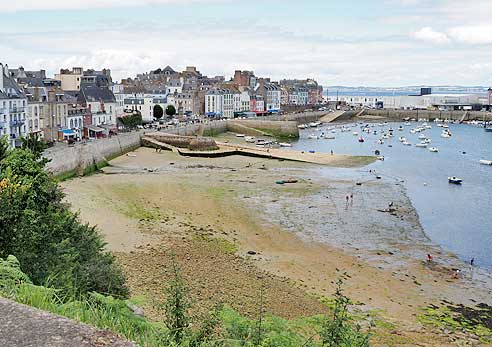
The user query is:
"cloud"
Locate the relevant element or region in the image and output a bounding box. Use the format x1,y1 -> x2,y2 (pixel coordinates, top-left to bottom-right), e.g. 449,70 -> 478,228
412,27 -> 450,44
0,0 -> 226,12
448,25 -> 492,45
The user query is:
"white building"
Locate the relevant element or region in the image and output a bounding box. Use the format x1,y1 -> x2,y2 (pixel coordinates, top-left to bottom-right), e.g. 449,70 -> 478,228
0,63 -> 27,148
327,92 -> 485,111
240,90 -> 251,112
205,89 -> 225,117
123,93 -> 168,123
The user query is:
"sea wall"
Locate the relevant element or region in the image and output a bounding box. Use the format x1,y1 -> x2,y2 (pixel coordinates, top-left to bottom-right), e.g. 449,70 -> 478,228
229,119 -> 299,138
44,132 -> 142,177
364,109 -> 492,122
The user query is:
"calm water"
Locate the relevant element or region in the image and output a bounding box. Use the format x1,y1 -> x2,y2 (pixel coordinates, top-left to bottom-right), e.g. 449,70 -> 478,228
292,122 -> 492,270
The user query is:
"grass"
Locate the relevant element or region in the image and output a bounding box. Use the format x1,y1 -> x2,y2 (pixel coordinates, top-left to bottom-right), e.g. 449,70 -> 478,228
418,304 -> 492,343
193,234 -> 238,255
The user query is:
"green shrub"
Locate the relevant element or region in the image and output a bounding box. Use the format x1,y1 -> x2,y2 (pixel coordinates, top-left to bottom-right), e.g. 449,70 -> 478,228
0,149 -> 128,298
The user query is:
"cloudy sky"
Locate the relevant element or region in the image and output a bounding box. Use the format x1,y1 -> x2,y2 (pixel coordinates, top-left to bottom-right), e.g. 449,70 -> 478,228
1,0 -> 491,86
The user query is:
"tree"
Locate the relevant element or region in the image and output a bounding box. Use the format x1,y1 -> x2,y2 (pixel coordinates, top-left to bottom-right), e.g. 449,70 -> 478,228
0,136 -> 9,163
21,133 -> 48,161
119,113 -> 142,129
153,105 -> 164,121
166,105 -> 177,118
0,149 -> 128,297
163,259 -> 191,344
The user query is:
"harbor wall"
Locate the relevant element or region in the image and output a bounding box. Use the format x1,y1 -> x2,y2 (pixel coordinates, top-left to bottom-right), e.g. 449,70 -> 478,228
363,109 -> 492,122
229,119 -> 299,138
43,131 -> 142,177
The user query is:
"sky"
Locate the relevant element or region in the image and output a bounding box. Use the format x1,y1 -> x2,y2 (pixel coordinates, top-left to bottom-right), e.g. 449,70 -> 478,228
1,0 -> 492,87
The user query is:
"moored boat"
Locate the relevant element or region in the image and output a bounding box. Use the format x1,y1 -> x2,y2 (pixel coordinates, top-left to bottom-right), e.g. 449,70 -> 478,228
479,160 -> 492,165
429,147 -> 439,152
448,176 -> 463,184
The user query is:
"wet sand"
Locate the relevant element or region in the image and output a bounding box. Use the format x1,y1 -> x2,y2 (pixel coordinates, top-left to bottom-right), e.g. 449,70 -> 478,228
61,147 -> 492,346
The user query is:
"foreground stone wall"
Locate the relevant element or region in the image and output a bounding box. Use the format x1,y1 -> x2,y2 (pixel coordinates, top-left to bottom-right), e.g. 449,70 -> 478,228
44,132 -> 142,177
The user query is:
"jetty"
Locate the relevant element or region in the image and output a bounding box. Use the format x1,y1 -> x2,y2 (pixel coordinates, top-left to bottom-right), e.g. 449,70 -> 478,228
142,133 -> 374,167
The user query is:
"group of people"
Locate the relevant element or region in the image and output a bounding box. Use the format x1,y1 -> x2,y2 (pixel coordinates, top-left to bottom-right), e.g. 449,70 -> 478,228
427,253 -> 475,279
345,193 -> 354,209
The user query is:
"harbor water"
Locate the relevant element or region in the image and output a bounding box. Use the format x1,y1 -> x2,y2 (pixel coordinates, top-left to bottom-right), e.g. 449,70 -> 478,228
292,121 -> 492,270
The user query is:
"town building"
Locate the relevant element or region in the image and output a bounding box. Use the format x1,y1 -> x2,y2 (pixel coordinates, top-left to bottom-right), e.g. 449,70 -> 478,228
0,63 -> 27,148
256,79 -> 281,113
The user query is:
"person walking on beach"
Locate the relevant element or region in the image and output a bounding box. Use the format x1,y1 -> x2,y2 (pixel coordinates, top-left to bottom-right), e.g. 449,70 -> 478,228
345,195 -> 350,209
427,254 -> 433,263
331,150 -> 334,155
469,258 -> 475,278
350,193 -> 354,207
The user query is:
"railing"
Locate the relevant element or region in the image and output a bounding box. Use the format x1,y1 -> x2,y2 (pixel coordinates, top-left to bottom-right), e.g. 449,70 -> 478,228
10,119 -> 26,127
11,107 -> 26,113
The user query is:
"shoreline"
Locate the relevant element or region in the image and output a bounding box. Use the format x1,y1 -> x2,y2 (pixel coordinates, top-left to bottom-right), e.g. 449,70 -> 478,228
61,147 -> 492,346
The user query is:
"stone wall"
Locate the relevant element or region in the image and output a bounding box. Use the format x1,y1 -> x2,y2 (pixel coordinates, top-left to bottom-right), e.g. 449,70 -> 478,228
229,119 -> 299,138
364,109 -> 492,122
44,132 -> 142,177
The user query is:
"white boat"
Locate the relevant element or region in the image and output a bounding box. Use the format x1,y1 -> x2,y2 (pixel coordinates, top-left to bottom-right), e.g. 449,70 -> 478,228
378,139 -> 384,144
308,134 -> 318,139
399,136 -> 406,142
309,122 -> 321,128
244,136 -> 256,143
402,141 -> 412,146
298,124 -> 308,129
405,122 -> 411,126
480,160 -> 492,165
418,134 -> 427,140
448,176 -> 463,184
236,133 -> 245,137
352,132 -> 359,136
422,138 -> 432,144
429,147 -> 439,152
441,132 -> 451,138
279,142 -> 292,147
415,143 -> 428,148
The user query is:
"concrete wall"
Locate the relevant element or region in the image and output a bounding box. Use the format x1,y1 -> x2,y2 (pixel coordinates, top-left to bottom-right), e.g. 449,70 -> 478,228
364,109 -> 492,122
44,132 -> 142,177
230,119 -> 299,138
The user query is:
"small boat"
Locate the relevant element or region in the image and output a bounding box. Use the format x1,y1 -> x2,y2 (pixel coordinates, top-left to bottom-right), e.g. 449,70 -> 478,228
398,126 -> 404,131
352,132 -> 359,136
298,124 -> 308,129
422,138 -> 431,144
377,156 -> 385,161
245,136 -> 256,143
279,142 -> 292,147
375,150 -> 381,155
324,136 -> 335,140
236,133 -> 245,137
479,160 -> 492,165
358,137 -> 365,143
378,139 -> 384,144
429,147 -> 439,152
448,176 -> 463,184
485,128 -> 492,132
399,136 -> 406,142
308,134 -> 318,140
415,143 -> 428,148
402,141 -> 412,146
309,122 -> 321,128
418,134 -> 427,140
441,133 -> 451,138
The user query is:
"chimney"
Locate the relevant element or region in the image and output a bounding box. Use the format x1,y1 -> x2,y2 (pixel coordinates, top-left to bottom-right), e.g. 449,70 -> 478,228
48,89 -> 56,103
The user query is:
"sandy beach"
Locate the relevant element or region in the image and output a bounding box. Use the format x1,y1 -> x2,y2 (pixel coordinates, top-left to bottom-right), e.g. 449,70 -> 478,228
61,145 -> 492,346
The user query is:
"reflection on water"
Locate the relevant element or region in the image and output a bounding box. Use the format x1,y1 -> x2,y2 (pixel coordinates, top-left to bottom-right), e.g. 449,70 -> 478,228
292,121 -> 492,270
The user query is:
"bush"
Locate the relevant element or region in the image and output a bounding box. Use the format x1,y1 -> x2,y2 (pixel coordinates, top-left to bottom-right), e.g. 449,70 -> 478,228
0,148 -> 128,298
